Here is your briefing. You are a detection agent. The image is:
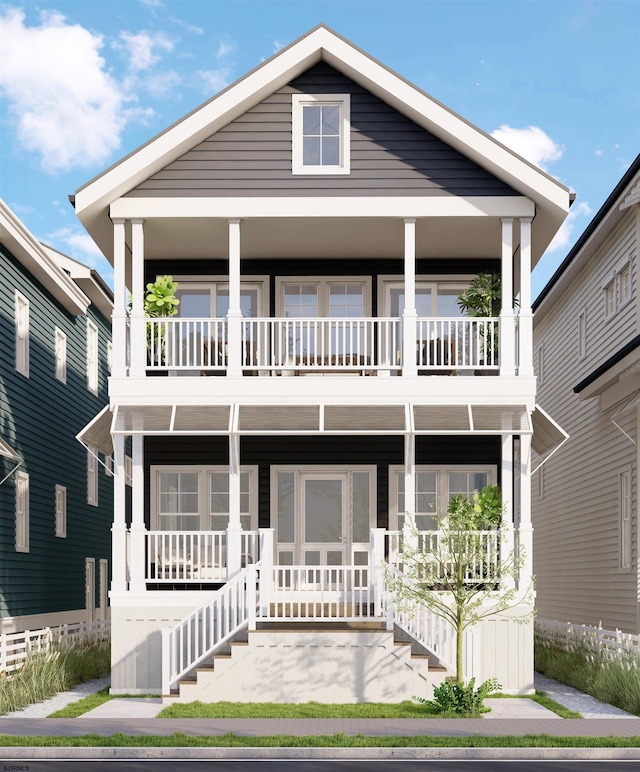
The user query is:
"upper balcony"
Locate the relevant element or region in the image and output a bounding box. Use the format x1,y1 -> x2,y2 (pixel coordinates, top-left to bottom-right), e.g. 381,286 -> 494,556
141,315 -> 502,376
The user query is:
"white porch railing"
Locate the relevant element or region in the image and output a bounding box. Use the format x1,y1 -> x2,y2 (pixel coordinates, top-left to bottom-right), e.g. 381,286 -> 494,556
416,317 -> 499,370
385,529 -> 501,583
161,564 -> 256,694
146,318 -> 229,370
146,531 -> 260,583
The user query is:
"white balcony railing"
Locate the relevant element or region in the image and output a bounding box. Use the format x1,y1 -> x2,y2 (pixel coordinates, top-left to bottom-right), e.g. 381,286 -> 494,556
139,316 -> 503,374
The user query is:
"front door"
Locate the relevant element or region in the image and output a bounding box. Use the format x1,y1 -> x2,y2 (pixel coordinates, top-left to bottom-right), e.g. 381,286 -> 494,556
301,473 -> 347,566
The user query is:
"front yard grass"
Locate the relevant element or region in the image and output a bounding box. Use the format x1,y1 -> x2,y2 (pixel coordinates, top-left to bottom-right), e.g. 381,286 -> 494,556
0,733 -> 638,747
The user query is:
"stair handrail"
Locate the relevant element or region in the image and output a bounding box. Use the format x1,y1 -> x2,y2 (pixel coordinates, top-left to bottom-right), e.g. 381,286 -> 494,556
383,561 -> 456,671
161,562 -> 259,695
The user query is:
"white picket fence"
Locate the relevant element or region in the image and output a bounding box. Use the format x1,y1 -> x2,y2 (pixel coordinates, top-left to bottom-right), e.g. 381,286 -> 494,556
0,618 -> 111,676
535,618 -> 640,663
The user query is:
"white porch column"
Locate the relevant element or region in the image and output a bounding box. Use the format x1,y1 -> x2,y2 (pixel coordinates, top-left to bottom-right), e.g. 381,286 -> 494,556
402,218 -> 418,377
227,218 -> 242,377
403,433 -> 417,556
130,219 -> 146,378
111,434 -> 127,592
112,219 -> 127,377
501,434 -> 516,588
227,432 -> 242,578
500,218 -> 516,376
129,435 -> 146,591
519,433 -> 534,589
518,218 -> 534,376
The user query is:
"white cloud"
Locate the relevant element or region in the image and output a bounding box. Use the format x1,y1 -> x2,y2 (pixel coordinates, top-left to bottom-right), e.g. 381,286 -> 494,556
595,149 -> 603,156
48,227 -> 104,260
140,0 -> 164,7
0,8 -> 132,172
546,201 -> 593,253
143,69 -> 182,98
217,41 -> 234,59
273,40 -> 284,52
169,17 -> 204,35
116,30 -> 173,72
490,125 -> 564,172
197,68 -> 230,95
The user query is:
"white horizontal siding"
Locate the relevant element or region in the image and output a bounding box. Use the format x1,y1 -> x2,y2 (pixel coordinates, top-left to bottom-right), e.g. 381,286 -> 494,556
533,208 -> 639,634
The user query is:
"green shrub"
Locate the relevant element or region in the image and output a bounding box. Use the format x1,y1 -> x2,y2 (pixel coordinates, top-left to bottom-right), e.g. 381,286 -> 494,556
0,637 -> 110,716
414,677 -> 501,716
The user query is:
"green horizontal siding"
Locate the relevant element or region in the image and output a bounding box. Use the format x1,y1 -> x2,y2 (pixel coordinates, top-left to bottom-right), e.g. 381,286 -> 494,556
0,242 -> 112,621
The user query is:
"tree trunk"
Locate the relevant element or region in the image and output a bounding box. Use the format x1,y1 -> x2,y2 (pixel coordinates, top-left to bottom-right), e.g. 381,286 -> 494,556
456,617 -> 464,685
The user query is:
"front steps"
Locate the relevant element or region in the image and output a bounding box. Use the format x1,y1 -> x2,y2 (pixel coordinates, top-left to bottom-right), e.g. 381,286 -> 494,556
163,621 -> 450,704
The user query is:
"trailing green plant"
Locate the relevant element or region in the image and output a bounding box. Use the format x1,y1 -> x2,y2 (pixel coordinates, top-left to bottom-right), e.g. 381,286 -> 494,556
413,677 -> 501,716
0,638 -> 110,716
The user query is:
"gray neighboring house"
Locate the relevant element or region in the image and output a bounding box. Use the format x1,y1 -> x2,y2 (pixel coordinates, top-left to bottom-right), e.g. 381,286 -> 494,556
532,155 -> 640,635
0,200 -> 114,633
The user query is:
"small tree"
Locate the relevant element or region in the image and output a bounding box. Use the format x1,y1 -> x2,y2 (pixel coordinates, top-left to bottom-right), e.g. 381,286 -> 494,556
387,485 -> 534,686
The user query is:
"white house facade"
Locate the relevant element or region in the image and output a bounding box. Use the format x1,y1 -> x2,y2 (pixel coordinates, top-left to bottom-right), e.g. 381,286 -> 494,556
75,26 -> 571,701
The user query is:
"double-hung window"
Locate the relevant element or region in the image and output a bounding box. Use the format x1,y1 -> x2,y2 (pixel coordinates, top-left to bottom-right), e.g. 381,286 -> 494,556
292,94 -> 350,175
55,328 -> 67,383
15,471 -> 29,552
55,484 -> 67,537
604,258 -> 633,320
87,320 -> 98,394
620,469 -> 632,570
87,448 -> 98,506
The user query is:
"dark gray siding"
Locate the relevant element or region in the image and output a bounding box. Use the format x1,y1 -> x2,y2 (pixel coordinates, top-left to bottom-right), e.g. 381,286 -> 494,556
127,62 -> 519,199
0,243 -> 113,622
144,435 -> 501,530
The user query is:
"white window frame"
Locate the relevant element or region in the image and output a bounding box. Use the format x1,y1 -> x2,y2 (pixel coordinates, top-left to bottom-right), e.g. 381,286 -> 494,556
577,309 -> 586,361
537,342 -> 545,386
378,275 -> 475,317
14,290 -> 29,377
107,341 -> 113,375
85,557 -> 96,622
172,277 -> 269,319
55,484 -> 67,538
54,327 -> 67,383
604,257 -> 633,320
292,93 -> 350,175
105,454 -> 113,477
87,448 -> 98,506
86,319 -> 98,394
276,276 -> 372,317
15,470 -> 29,552
150,465 -> 259,531
99,559 -> 109,620
619,468 -> 632,571
388,464 -> 498,531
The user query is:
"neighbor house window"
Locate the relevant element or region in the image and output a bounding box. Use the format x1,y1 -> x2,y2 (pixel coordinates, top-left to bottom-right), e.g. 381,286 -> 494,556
85,557 -> 96,622
55,328 -> 67,383
620,469 -> 632,570
55,484 -> 67,538
107,342 -> 113,374
87,448 -> 98,506
537,343 -> 545,386
87,320 -> 98,394
14,291 -> 29,377
604,259 -> 633,319
99,559 -> 109,620
15,471 -> 29,552
124,456 -> 133,487
578,310 -> 586,360
292,94 -> 350,175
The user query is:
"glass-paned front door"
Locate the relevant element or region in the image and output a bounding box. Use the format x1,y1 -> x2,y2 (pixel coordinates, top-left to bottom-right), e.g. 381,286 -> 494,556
302,474 -> 346,565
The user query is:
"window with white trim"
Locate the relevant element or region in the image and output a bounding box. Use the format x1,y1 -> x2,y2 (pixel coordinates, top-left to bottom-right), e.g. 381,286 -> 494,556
14,291 -> 29,377
537,342 -> 545,386
99,559 -> 109,620
107,342 -> 113,374
105,454 -> 113,477
55,328 -> 67,383
620,469 -> 632,570
389,465 -> 497,531
55,484 -> 67,538
87,448 -> 98,506
604,259 -> 633,319
151,465 -> 258,531
15,470 -> 29,552
87,320 -> 98,394
85,557 -> 96,622
292,93 -> 350,175
577,310 -> 586,360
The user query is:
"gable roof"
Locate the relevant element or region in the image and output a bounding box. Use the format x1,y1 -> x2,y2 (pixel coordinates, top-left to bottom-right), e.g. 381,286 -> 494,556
75,24 -> 570,263
533,153 -> 640,319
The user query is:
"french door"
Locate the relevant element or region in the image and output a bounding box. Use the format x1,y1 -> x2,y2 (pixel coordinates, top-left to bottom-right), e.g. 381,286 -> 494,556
273,467 -> 374,566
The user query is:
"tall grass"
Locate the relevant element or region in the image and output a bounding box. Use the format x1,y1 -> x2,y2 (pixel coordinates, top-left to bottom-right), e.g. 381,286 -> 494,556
534,631 -> 640,716
0,637 -> 110,716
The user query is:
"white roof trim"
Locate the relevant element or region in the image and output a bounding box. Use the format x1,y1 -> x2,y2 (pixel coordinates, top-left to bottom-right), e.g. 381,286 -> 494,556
531,404 -> 569,474
76,25 -> 569,263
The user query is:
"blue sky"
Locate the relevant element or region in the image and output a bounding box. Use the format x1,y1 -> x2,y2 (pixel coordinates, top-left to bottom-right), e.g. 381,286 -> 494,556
1,0 -> 638,296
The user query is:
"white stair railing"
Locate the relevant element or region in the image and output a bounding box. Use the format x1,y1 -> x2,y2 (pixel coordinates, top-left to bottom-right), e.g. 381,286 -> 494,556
161,563 -> 258,695
383,563 -> 457,671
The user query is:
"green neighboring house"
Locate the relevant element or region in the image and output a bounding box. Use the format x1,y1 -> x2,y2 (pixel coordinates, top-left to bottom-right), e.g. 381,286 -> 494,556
0,200 -> 113,634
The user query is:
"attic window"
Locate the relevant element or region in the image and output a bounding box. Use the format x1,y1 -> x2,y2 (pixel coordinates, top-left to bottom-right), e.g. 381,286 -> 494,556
292,94 -> 350,175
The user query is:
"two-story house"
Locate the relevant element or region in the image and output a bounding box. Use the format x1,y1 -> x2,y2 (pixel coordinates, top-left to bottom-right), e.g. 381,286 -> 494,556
0,200 -> 113,633
75,26 -> 571,701
533,155 -> 640,636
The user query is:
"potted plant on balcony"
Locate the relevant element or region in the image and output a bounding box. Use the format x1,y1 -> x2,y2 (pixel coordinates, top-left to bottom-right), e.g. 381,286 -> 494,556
142,275 -> 180,368
457,273 -> 516,369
